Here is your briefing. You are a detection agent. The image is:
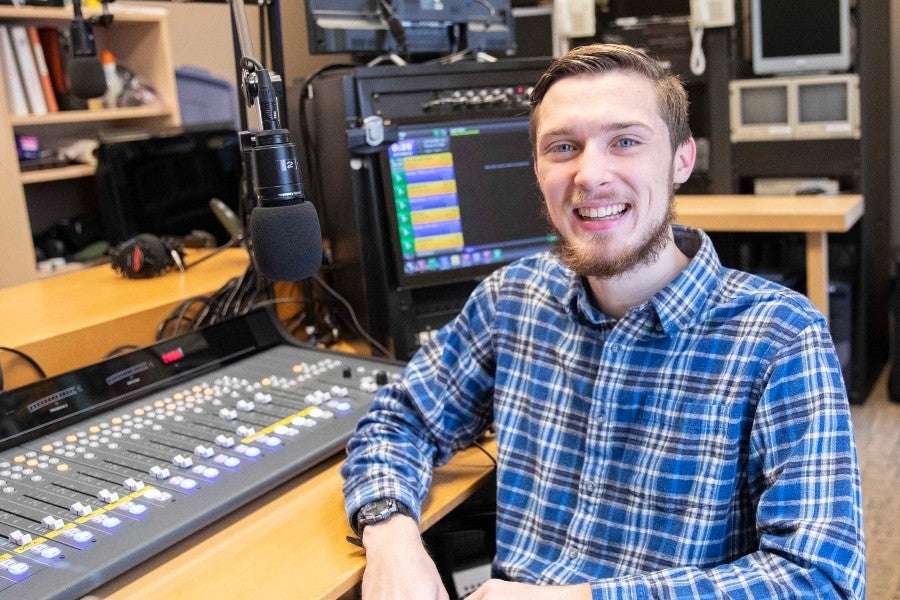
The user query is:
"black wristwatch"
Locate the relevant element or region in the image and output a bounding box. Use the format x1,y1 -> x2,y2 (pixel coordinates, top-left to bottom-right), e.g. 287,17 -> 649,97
353,498 -> 413,537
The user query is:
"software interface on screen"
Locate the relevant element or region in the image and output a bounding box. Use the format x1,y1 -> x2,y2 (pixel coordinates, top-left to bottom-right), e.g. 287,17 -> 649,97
384,118 -> 555,286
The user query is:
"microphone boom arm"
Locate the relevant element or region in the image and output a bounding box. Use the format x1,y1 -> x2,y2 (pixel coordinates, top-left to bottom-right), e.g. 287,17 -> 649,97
229,0 -> 280,132
227,0 -> 323,282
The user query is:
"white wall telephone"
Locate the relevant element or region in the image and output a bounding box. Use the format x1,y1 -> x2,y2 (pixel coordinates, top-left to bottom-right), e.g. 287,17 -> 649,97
553,0 -> 596,38
688,0 -> 736,75
690,0 -> 736,29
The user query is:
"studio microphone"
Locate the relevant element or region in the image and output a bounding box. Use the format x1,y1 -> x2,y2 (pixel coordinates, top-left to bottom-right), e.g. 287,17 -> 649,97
245,68 -> 323,281
68,0 -> 107,99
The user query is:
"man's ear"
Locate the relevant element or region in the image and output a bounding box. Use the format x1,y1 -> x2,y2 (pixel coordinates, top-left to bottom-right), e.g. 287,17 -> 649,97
672,137 -> 696,185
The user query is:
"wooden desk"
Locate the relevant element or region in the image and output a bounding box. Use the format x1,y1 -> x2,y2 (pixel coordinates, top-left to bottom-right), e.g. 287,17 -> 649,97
0,246 -> 495,600
675,194 -> 864,321
88,439 -> 497,600
0,248 -> 249,389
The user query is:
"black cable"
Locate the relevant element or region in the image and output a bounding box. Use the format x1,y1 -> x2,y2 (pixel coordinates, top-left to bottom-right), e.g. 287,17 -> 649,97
0,346 -> 47,380
471,440 -> 497,468
312,275 -> 392,358
154,262 -> 320,343
104,345 -> 140,358
378,0 -> 409,59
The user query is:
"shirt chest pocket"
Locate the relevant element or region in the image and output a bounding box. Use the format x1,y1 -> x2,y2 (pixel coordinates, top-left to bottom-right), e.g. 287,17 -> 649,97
603,393 -> 742,521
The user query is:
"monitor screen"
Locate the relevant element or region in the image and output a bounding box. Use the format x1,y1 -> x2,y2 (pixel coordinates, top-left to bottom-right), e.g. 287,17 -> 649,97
751,0 -> 851,75
94,127 -> 243,245
381,117 -> 555,288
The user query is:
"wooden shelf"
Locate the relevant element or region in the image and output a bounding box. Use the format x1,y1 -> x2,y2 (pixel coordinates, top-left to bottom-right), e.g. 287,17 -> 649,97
20,163 -> 95,184
0,2 -> 180,289
0,5 -> 168,23
10,105 -> 175,127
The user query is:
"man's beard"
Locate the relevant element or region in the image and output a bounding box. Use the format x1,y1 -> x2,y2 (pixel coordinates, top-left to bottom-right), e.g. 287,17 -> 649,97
548,185 -> 676,279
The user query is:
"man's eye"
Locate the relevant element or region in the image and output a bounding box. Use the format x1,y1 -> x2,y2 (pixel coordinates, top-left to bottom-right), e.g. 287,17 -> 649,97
616,138 -> 638,148
550,142 -> 575,153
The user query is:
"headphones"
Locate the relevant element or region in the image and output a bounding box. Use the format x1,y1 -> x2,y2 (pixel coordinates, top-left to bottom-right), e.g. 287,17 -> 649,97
110,233 -> 185,279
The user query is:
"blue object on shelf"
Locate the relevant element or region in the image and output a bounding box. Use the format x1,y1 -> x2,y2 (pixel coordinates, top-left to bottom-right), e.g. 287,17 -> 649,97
175,66 -> 240,129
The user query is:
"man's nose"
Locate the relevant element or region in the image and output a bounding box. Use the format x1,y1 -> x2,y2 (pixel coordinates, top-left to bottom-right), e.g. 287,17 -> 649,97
572,144 -> 613,189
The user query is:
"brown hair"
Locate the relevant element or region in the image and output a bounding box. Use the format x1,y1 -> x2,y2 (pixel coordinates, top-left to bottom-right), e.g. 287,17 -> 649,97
529,43 -> 691,153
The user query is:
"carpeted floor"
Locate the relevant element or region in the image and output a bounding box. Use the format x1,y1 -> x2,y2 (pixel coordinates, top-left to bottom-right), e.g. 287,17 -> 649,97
851,367 -> 900,600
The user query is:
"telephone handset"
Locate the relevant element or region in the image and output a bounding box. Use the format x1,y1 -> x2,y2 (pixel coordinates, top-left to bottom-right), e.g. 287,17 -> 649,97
553,0 -> 596,56
553,0 -> 596,39
688,0 -> 736,75
690,0 -> 736,29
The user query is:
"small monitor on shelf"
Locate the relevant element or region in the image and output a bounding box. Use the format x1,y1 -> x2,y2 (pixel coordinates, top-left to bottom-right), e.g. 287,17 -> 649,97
750,0 -> 852,76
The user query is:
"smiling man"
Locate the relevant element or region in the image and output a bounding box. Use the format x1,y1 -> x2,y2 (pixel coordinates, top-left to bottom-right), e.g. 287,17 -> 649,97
342,44 -> 865,600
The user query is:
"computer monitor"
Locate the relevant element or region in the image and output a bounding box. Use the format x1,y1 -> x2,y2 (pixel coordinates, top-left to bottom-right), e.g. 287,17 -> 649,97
380,117 -> 555,289
94,127 -> 243,245
751,0 -> 851,75
304,0 -> 516,58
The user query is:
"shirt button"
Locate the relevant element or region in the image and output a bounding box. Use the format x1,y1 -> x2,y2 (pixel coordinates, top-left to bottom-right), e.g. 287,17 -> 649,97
567,547 -> 580,559
655,323 -> 664,332
584,481 -> 597,493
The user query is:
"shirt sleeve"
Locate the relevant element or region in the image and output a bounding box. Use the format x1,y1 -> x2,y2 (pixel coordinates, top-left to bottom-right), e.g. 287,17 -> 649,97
586,317 -> 866,600
341,273 -> 501,524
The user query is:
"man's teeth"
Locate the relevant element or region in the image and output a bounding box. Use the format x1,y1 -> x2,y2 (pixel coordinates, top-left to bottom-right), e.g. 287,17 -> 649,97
578,204 -> 627,219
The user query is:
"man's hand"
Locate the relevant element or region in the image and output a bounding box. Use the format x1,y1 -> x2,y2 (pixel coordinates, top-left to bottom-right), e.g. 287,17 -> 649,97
467,580 -> 592,600
360,514 -> 449,600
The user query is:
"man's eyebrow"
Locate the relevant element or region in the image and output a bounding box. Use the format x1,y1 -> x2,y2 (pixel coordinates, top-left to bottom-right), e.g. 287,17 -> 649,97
538,121 -> 655,140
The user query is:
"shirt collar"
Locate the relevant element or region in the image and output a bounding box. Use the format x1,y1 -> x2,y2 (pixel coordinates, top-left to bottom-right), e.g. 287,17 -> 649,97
558,225 -> 721,333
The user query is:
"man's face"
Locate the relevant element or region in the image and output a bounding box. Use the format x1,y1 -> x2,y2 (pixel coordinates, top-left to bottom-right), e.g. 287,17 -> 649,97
532,71 -> 694,278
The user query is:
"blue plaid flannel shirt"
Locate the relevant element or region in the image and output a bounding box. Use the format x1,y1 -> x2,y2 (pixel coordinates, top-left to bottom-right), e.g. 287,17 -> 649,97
342,225 -> 865,599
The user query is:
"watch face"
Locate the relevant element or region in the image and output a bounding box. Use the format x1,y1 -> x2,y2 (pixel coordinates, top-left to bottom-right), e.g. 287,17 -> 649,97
361,498 -> 397,523
356,498 -> 398,529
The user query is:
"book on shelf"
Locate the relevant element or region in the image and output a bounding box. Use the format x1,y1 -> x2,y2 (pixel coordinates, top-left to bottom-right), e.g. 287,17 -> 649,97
0,25 -> 28,116
27,26 -> 58,112
9,24 -> 47,115
38,26 -> 87,112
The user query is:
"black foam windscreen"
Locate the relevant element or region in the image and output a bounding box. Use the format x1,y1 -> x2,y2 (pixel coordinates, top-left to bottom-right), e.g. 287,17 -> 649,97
249,202 -> 323,281
68,57 -> 107,99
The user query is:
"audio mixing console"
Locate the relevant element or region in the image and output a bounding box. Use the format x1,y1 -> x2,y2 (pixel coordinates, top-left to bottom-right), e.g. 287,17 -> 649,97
0,310 -> 401,599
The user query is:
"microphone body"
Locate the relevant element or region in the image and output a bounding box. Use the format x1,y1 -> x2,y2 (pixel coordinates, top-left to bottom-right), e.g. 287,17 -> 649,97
246,126 -> 323,281
68,4 -> 107,99
249,129 -> 306,207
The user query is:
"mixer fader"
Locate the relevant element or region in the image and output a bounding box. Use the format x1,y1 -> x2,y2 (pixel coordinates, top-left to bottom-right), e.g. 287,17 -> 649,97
0,310 -> 401,599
